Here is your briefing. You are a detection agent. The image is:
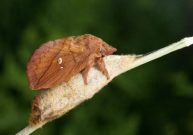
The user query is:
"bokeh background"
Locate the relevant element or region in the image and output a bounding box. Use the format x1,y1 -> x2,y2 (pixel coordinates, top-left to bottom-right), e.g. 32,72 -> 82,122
1,0 -> 193,135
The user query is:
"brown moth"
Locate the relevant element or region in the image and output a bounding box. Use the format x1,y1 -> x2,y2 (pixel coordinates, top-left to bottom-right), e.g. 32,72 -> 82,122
27,34 -> 117,90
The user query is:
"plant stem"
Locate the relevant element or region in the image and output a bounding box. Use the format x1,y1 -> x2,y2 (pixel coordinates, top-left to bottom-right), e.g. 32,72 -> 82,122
128,37 -> 193,70
16,124 -> 44,135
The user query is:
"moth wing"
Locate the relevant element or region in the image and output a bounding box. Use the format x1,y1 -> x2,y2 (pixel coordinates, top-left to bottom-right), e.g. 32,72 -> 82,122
28,40 -> 89,90
35,53 -> 76,89
27,38 -> 71,89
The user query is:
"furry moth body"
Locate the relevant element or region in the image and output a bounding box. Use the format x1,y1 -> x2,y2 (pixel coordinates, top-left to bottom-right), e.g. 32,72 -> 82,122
27,34 -> 117,90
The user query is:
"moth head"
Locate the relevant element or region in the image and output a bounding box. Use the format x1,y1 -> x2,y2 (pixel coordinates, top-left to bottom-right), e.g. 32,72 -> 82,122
100,43 -> 117,56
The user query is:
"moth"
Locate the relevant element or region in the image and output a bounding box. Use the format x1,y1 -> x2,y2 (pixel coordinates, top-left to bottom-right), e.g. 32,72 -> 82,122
27,34 -> 117,90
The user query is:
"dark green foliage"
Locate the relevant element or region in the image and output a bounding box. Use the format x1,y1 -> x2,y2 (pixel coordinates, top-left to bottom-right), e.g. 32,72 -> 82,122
0,0 -> 193,134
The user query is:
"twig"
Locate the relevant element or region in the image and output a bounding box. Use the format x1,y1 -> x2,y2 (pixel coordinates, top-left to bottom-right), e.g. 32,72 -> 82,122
129,37 -> 193,70
16,37 -> 193,135
16,124 -> 44,135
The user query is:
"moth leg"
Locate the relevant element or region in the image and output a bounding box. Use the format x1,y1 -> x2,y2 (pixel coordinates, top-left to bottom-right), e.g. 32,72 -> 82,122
82,56 -> 96,84
82,53 -> 100,84
97,58 -> 110,79
82,65 -> 92,84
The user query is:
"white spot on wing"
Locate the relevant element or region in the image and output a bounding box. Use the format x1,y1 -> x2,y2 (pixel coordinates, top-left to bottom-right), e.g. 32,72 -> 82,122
58,57 -> 63,64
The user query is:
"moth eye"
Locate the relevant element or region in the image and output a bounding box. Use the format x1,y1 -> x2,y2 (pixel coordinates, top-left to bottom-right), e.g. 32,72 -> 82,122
99,48 -> 105,56
57,57 -> 63,64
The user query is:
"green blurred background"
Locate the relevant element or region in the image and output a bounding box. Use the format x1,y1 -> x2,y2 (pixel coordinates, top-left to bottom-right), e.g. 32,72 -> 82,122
1,0 -> 193,135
